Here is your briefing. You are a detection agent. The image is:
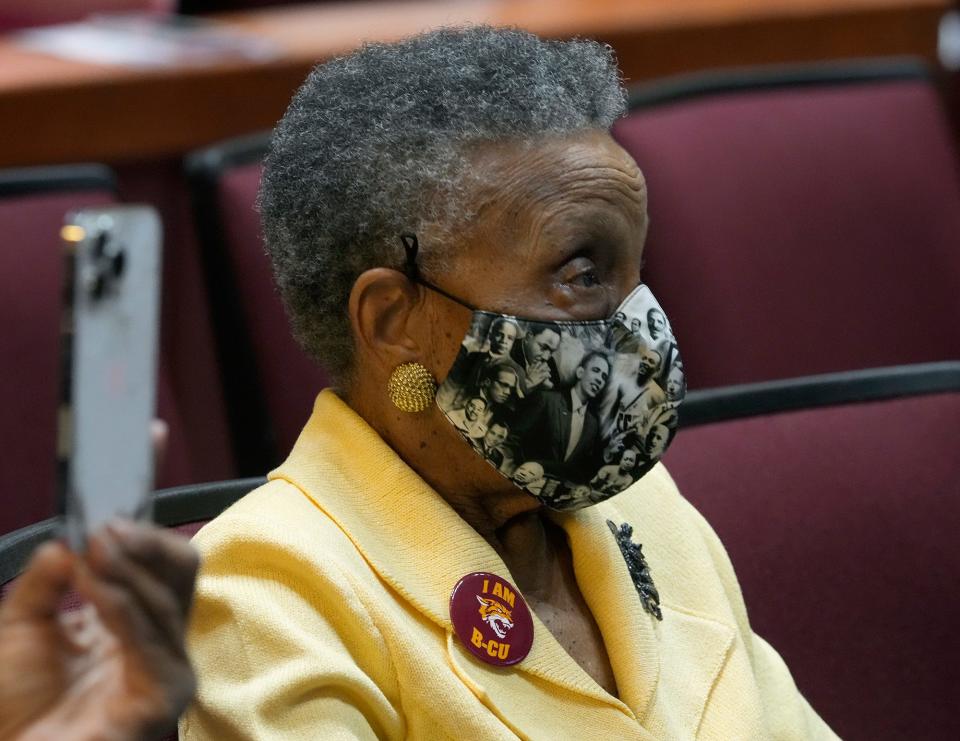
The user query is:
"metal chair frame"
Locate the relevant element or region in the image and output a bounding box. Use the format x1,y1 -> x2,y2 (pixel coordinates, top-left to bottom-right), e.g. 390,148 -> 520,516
0,477 -> 265,586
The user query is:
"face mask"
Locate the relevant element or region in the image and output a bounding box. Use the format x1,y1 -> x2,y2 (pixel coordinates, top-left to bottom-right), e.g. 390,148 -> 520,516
401,235 -> 687,511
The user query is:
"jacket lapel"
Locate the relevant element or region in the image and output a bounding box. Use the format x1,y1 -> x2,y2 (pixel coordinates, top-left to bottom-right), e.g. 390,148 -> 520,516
554,503 -> 661,718
554,471 -> 736,736
555,391 -> 572,459
571,406 -> 600,463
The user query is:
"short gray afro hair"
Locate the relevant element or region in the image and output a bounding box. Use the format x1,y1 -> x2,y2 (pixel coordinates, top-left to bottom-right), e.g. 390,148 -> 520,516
260,25 -> 626,381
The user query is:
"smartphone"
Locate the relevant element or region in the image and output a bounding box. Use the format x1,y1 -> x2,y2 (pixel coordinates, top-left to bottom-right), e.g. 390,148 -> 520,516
58,206 -> 162,548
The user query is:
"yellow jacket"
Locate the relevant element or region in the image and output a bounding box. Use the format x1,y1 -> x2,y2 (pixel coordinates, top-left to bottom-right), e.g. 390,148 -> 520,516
181,391 -> 838,740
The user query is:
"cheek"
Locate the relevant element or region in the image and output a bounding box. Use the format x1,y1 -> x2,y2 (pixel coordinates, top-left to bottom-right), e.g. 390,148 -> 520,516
426,305 -> 472,376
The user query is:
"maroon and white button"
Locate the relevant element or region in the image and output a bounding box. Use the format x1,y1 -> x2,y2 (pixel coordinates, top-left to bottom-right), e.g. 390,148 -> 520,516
449,572 -> 533,667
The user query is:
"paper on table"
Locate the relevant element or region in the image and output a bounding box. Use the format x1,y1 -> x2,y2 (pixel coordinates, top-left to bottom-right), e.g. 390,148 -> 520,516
14,13 -> 280,68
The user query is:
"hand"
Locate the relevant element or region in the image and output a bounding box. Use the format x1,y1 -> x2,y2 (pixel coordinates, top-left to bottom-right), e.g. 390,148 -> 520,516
525,361 -> 552,390
0,521 -> 199,741
603,431 -> 630,464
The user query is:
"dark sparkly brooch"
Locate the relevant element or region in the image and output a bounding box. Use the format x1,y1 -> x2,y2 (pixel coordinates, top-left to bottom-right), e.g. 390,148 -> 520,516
607,520 -> 662,621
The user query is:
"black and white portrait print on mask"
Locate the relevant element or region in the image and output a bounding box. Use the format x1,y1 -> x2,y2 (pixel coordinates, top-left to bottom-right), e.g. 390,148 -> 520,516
436,284 -> 686,511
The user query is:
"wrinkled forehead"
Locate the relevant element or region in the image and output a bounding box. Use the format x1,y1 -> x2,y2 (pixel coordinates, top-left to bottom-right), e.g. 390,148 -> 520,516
464,130 -> 647,250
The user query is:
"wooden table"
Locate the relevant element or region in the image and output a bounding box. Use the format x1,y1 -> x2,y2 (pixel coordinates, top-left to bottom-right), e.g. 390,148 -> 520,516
0,0 -> 949,167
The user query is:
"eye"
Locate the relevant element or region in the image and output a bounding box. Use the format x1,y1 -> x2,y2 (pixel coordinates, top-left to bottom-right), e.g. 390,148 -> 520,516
570,269 -> 601,288
560,255 -> 603,289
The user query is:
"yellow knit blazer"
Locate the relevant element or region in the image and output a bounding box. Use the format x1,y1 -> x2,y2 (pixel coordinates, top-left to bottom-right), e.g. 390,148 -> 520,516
180,391 -> 839,740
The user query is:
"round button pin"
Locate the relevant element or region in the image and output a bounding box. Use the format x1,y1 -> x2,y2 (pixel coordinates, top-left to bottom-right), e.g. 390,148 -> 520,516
449,572 -> 533,667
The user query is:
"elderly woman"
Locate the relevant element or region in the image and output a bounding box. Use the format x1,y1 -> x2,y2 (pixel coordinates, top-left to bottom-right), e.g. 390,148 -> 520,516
181,27 -> 837,740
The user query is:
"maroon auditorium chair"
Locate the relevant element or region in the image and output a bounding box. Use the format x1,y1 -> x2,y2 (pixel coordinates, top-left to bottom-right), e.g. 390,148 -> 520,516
613,59 -> 960,390
667,361 -> 960,741
0,165 -> 192,535
186,134 -> 332,474
115,159 -> 236,488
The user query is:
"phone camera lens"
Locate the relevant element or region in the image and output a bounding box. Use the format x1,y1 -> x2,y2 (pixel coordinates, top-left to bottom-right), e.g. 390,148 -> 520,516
93,231 -> 108,258
111,248 -> 126,278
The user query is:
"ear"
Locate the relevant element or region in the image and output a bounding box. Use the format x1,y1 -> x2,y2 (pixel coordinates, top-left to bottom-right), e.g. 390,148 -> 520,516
349,268 -> 422,372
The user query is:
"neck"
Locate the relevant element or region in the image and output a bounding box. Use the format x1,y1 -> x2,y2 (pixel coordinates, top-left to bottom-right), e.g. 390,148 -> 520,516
345,383 -> 559,596
572,385 -> 588,404
491,511 -> 566,599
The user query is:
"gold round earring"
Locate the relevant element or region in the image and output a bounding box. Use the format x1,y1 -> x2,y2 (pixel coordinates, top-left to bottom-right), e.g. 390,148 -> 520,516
387,362 -> 437,413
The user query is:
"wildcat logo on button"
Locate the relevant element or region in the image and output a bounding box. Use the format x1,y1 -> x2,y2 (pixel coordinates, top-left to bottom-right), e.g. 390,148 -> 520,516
450,572 -> 533,666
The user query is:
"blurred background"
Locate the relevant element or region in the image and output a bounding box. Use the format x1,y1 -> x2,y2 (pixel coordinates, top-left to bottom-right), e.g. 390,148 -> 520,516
0,2 -> 959,738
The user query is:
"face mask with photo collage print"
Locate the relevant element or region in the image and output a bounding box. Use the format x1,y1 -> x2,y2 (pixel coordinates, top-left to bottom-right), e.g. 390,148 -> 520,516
434,283 -> 687,511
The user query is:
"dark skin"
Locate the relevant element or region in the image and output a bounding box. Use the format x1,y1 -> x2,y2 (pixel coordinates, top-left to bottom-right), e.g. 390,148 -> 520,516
347,129 -> 648,697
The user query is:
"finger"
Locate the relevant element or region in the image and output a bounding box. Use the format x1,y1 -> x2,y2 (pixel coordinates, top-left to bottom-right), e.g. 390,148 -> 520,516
74,560 -> 169,664
0,541 -> 74,623
151,417 -> 169,481
81,532 -> 187,653
85,530 -> 190,643
104,520 -> 199,615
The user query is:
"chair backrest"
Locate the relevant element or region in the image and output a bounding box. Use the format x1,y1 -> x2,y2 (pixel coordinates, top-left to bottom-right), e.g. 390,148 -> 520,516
0,477 -> 265,592
114,158 -> 237,486
664,362 -> 960,741
153,476 -> 266,532
0,166 -> 190,535
613,59 -> 960,390
187,134 -> 331,474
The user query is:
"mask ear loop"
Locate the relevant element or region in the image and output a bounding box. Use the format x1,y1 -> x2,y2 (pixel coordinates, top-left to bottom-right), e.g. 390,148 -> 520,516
398,234 -> 477,312
399,233 -> 421,282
